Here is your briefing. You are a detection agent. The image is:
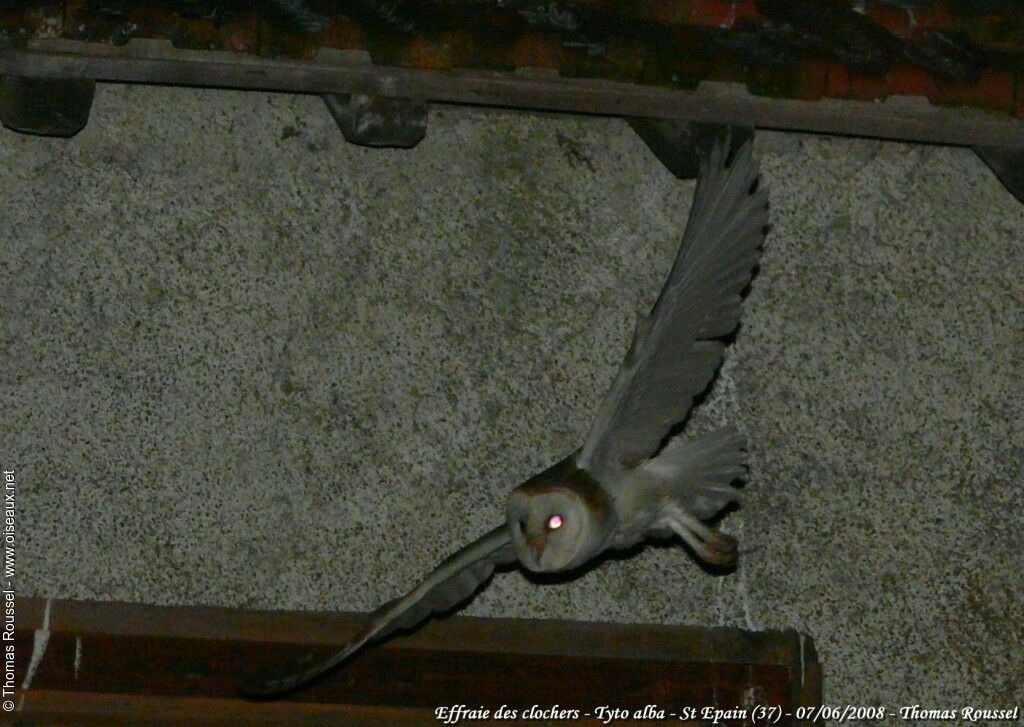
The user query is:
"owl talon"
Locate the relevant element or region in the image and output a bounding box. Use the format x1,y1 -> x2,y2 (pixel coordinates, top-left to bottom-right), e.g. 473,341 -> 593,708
662,504 -> 738,567
698,531 -> 738,567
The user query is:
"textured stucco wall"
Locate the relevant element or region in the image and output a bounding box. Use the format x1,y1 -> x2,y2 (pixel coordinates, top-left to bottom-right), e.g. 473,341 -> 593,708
2,84 -> 1022,706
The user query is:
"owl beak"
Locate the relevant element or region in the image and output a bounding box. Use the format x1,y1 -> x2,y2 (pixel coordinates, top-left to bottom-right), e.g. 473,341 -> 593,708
527,535 -> 546,567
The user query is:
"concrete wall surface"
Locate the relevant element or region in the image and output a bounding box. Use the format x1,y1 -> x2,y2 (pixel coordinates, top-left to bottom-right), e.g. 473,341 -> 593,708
2,84 -> 1022,707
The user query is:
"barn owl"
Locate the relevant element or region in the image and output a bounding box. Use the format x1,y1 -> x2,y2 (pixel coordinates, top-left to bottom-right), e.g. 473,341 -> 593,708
244,134 -> 768,697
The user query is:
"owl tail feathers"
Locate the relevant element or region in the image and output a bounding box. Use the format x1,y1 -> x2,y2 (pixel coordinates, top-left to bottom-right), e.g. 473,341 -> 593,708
644,426 -> 748,520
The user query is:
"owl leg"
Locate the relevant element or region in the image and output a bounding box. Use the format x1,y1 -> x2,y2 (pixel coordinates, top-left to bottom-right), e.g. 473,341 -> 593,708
662,503 -> 738,567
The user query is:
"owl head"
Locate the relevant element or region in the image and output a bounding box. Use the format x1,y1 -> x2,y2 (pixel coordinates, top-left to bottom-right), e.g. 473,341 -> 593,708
506,456 -> 613,573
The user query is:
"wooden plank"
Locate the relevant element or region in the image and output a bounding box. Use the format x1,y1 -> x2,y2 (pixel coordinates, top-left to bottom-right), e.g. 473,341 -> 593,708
12,597 -> 821,725
2,38 -> 1024,149
10,691 -> 429,726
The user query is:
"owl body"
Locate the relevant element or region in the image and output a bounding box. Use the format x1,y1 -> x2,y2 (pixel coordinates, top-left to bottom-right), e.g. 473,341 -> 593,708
507,425 -> 747,571
244,136 -> 765,698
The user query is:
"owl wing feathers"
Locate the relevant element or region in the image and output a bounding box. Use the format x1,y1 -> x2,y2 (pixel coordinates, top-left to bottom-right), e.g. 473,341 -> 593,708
577,137 -> 767,478
241,523 -> 515,698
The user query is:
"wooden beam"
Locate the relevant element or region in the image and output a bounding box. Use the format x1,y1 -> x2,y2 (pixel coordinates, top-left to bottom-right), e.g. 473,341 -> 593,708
2,39 -> 1024,149
13,597 -> 821,725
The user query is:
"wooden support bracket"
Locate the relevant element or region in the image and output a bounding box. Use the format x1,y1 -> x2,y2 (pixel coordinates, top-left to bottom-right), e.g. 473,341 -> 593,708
323,94 -> 428,149
628,120 -> 754,179
0,75 -> 94,137
974,147 -> 1024,204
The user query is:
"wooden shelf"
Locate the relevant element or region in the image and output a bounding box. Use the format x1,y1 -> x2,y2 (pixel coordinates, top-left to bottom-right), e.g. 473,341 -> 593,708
13,597 -> 821,725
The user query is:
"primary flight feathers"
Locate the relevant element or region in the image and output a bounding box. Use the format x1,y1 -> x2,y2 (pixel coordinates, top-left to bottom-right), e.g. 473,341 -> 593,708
246,525 -> 515,697
578,139 -> 767,475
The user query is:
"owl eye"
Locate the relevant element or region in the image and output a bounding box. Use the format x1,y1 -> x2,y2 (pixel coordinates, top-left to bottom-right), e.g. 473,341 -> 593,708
546,514 -> 564,530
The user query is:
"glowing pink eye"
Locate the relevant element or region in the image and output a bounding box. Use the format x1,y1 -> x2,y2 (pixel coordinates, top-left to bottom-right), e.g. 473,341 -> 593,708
547,514 -> 563,530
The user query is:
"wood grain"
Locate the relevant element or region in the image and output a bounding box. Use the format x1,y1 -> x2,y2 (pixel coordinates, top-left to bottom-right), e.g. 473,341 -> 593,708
12,597 -> 821,725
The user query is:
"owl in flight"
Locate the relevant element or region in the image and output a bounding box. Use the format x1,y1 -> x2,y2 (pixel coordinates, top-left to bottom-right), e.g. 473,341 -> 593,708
244,134 -> 769,697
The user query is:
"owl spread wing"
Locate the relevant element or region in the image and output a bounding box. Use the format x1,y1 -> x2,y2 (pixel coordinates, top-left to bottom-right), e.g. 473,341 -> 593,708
577,137 -> 768,478
241,523 -> 515,697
